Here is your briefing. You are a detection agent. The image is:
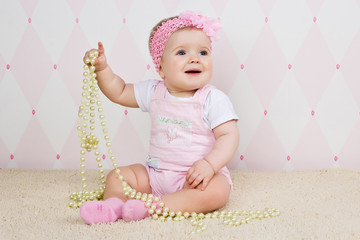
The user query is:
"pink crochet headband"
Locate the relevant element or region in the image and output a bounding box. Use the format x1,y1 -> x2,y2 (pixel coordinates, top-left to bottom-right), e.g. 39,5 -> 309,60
150,11 -> 222,73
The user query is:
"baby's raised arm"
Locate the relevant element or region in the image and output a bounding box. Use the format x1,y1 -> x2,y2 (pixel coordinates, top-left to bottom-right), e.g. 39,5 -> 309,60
84,42 -> 138,108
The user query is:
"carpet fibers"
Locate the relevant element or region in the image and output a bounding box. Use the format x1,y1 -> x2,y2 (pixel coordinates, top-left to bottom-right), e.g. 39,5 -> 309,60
0,169 -> 359,240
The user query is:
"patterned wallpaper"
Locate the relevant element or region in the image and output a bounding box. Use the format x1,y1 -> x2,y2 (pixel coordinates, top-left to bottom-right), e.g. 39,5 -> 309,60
0,0 -> 359,170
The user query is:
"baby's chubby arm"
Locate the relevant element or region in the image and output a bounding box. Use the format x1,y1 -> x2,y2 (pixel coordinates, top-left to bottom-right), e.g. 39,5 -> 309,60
186,120 -> 239,191
84,42 -> 138,108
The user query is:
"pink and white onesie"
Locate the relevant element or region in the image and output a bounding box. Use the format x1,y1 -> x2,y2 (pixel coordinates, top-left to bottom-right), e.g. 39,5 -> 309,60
134,80 -> 238,197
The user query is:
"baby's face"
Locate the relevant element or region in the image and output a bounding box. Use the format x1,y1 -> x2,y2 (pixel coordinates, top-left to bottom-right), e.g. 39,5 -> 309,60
159,28 -> 213,97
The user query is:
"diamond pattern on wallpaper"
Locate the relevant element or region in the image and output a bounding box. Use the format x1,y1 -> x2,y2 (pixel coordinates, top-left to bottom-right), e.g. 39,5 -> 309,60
14,118 -> 56,169
341,29 -> 360,106
229,153 -> 248,170
222,0 -> 265,63
317,0 -> 360,61
7,159 -> 18,168
316,72 -> 359,155
244,118 -> 287,170
59,124 -> 82,169
0,138 -> 9,168
228,71 -> 263,154
111,117 -> 147,167
284,158 -> 294,170
36,71 -> 77,154
291,118 -> 333,169
66,0 -> 86,17
0,0 -> 359,170
269,0 -> 313,62
257,0 -> 276,16
212,31 -> 241,94
268,71 -> 311,154
58,24 -> 92,104
160,0 -> 182,15
0,72 -> 32,153
107,25 -> 147,84
293,24 -> 336,108
0,0 -> 28,62
306,0 -> 326,15
53,158 -> 64,170
126,0 -> 168,56
11,24 -> 53,107
114,0 -> 136,16
339,122 -> 360,170
245,24 -> 288,108
125,108 -> 151,153
177,0 -> 217,16
209,0 -> 230,16
31,0 -> 75,63
80,0 -> 123,50
18,0 -> 40,16
0,55 -> 5,81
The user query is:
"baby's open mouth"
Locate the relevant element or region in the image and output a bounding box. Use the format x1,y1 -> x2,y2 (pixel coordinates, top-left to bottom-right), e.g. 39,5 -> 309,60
185,70 -> 202,74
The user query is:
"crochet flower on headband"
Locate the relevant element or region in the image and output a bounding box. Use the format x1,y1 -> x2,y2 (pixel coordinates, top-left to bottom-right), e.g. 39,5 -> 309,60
150,10 -> 222,73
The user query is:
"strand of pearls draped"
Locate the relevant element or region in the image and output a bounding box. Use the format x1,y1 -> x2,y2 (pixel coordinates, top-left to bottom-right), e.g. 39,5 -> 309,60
69,52 -> 280,233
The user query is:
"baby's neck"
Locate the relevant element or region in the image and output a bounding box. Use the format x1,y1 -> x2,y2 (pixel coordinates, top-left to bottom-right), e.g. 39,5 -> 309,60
167,89 -> 197,98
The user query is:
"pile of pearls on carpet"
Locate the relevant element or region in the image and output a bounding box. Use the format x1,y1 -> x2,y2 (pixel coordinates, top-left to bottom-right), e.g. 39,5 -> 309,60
69,51 -> 280,233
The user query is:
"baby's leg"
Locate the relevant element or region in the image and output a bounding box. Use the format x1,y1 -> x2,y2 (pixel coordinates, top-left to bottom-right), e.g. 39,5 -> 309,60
104,164 -> 153,222
161,173 -> 231,213
80,164 -> 151,224
104,164 -> 152,200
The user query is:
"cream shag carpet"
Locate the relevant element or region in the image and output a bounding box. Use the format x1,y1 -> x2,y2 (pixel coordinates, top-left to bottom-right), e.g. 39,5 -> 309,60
0,169 -> 360,240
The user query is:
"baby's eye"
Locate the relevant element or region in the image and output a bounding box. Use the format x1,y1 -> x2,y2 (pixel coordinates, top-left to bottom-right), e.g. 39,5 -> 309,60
176,50 -> 186,55
200,50 -> 208,56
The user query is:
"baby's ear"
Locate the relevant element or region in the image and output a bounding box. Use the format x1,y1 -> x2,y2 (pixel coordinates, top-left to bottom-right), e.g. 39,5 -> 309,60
159,65 -> 165,79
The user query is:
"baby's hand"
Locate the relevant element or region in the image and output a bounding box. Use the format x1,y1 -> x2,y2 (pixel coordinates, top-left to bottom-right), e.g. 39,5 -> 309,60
186,159 -> 215,191
83,42 -> 107,72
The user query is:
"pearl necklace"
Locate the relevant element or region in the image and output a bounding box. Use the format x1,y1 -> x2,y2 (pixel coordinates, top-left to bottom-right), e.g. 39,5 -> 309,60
69,52 -> 280,233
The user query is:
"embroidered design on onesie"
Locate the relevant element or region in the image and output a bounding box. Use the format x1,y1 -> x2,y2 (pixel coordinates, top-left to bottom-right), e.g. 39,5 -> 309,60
155,115 -> 192,146
146,155 -> 159,170
166,127 -> 178,143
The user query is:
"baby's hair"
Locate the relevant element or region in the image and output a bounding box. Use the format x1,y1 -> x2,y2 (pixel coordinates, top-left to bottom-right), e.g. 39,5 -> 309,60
148,16 -> 199,54
148,16 -> 177,53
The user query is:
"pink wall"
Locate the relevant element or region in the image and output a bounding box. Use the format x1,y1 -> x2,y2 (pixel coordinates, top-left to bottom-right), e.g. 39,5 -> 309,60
0,0 -> 359,170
